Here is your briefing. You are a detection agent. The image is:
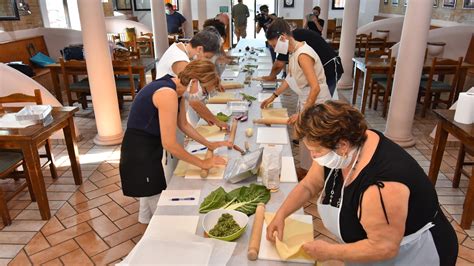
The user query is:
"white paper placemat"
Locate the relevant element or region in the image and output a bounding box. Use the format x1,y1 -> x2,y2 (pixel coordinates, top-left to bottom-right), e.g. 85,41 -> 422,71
206,104 -> 229,115
256,127 -> 289,145
258,93 -> 281,103
280,157 -> 298,183
258,63 -> 273,70
157,190 -> 201,206
0,113 -> 35,128
221,69 -> 239,78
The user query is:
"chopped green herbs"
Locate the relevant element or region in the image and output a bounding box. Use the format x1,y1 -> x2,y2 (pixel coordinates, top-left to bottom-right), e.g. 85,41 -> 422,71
209,213 -> 241,237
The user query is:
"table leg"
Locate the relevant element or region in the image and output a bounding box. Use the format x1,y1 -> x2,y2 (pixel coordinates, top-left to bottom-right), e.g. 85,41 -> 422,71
461,165 -> 474,229
352,66 -> 361,105
50,69 -> 63,104
360,69 -> 371,114
139,69 -> 145,89
22,142 -> 50,220
63,117 -> 82,185
428,121 -> 448,185
454,68 -> 468,103
151,67 -> 156,81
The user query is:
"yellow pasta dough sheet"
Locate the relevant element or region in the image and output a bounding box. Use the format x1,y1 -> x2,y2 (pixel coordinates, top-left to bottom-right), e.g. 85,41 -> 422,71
264,212 -> 314,261
207,92 -> 240,104
195,125 -> 226,141
184,154 -> 227,180
261,108 -> 289,119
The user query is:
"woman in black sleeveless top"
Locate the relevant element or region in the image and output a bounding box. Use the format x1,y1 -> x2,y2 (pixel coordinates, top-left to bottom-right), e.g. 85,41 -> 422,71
119,60 -> 229,224
267,101 -> 457,265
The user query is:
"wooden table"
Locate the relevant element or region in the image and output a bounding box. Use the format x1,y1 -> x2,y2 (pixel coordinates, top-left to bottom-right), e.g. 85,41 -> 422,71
429,109 -> 474,229
351,57 -> 473,114
0,107 -> 82,220
46,57 -> 158,104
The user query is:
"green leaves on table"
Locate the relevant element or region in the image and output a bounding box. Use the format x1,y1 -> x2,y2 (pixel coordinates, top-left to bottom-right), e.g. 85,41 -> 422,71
216,112 -> 230,122
240,93 -> 257,102
199,184 -> 270,216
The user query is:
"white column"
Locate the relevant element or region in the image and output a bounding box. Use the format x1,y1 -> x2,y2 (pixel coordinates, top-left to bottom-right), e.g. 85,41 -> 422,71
384,0 -> 433,147
151,0 -> 169,59
198,0 -> 207,30
337,0 -> 360,89
77,0 -> 123,145
320,0 -> 329,39
181,0 -> 194,37
303,0 -> 313,21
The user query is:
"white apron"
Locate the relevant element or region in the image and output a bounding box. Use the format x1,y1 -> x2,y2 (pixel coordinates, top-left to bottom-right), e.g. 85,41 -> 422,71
317,166 -> 440,265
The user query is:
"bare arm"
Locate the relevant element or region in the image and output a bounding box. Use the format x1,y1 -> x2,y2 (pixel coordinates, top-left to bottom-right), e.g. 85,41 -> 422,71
303,182 -> 409,262
171,61 -> 188,76
313,17 -> 323,32
176,99 -> 215,149
298,53 -> 321,110
260,79 -> 290,109
188,100 -> 228,129
263,60 -> 285,81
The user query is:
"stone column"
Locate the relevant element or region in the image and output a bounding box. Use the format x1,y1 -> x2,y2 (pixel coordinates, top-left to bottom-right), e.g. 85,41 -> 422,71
181,0 -> 194,37
151,0 -> 169,59
320,0 -> 330,39
385,0 -> 433,147
337,0 -> 360,89
77,0 -> 123,145
198,0 -> 207,30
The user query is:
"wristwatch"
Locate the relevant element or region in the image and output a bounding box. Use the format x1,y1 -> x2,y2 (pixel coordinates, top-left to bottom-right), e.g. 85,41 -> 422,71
272,92 -> 279,98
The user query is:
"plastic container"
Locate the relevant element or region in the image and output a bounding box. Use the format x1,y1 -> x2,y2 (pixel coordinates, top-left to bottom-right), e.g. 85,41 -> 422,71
227,101 -> 249,116
224,148 -> 263,183
261,81 -> 278,90
15,105 -> 53,125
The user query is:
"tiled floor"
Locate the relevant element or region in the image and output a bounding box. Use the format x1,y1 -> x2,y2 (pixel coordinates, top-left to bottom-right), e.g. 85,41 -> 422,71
0,85 -> 472,265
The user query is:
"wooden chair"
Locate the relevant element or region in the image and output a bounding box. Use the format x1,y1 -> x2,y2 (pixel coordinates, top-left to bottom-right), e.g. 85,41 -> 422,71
0,151 -> 26,225
59,58 -> 90,109
331,26 -> 342,41
112,59 -> 140,109
370,57 -> 397,117
355,33 -> 372,57
418,57 -> 463,117
367,36 -> 387,53
366,49 -> 392,110
453,144 -> 473,188
137,32 -> 154,57
0,89 -> 59,181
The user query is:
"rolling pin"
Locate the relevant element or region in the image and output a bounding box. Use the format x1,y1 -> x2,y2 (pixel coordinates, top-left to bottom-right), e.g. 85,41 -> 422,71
200,150 -> 214,178
228,119 -> 238,149
253,117 -> 289,125
248,203 -> 266,261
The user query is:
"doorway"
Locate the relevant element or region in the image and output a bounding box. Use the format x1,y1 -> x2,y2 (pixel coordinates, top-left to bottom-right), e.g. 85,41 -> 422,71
230,0 -> 277,46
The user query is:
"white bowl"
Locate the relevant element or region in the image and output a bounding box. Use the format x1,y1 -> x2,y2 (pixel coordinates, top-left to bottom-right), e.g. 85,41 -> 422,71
202,209 -> 249,241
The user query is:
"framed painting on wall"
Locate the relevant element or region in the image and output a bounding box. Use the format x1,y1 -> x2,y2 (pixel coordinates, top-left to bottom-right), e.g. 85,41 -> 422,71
433,0 -> 438,7
384,0 -> 389,4
164,0 -> 179,10
283,0 -> 294,8
0,0 -> 20,20
463,0 -> 474,9
115,0 -> 132,10
392,0 -> 399,6
442,0 -> 456,8
404,0 -> 409,6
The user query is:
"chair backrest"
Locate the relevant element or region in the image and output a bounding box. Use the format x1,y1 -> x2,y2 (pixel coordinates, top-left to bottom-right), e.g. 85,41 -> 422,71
0,89 -> 42,105
385,56 -> 397,91
365,48 -> 392,63
357,33 -> 372,55
112,59 -> 136,99
140,32 -> 153,38
367,36 -> 387,52
59,57 -> 88,76
425,56 -> 463,102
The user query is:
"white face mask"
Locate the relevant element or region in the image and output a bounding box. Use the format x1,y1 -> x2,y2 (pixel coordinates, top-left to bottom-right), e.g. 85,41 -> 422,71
274,36 -> 289,55
313,148 -> 357,169
184,80 -> 207,102
165,9 -> 171,15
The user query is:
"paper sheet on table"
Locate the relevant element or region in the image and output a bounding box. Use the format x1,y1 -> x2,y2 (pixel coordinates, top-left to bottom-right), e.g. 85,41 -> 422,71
262,108 -> 288,119
195,125 -> 226,141
186,143 -> 208,154
208,92 -> 240,104
157,190 -> 201,206
256,127 -> 289,145
280,156 -> 298,182
258,93 -> 281,103
184,154 -> 227,179
263,213 -> 314,261
258,63 -> 273,70
221,69 -> 239,78
0,113 -> 36,128
258,57 -> 273,63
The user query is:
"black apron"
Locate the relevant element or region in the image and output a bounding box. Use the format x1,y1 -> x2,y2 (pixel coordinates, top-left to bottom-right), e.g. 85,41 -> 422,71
119,128 -> 167,197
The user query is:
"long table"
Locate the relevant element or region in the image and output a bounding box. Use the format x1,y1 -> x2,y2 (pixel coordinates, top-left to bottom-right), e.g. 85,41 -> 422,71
126,42 -> 305,265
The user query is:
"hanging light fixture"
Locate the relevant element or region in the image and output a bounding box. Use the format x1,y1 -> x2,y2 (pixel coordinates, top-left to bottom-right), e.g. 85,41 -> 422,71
17,0 -> 32,15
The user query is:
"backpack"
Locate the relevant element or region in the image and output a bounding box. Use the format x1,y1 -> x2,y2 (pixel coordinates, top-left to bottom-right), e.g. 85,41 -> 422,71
61,44 -> 84,60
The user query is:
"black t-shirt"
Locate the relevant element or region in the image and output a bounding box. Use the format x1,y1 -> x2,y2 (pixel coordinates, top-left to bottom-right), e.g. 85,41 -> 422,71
307,18 -> 324,35
255,13 -> 272,32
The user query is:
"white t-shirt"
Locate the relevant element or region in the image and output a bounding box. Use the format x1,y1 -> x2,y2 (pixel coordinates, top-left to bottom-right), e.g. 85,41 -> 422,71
155,42 -> 190,79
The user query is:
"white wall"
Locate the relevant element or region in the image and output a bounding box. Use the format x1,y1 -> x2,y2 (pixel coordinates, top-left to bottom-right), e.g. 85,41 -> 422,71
357,17 -> 404,43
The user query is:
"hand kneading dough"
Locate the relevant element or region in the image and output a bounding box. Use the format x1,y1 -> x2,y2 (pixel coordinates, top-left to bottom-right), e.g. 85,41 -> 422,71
265,212 -> 313,260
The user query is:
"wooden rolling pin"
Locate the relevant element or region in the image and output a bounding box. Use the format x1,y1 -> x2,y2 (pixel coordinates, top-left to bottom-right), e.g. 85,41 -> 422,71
200,150 -> 214,178
228,119 -> 238,149
248,203 -> 266,261
253,117 -> 289,125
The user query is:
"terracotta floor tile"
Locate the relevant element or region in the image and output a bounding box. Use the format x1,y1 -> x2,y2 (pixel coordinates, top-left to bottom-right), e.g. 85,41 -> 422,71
25,200 -> 65,211
14,210 -> 43,220
2,220 -> 47,232
67,191 -> 89,206
0,232 -> 35,245
41,258 -> 63,266
46,222 -> 92,246
74,195 -> 112,213
123,201 -> 139,214
88,171 -> 107,184
46,192 -> 73,201
108,190 -> 136,208
24,232 -> 50,256
459,245 -> 474,263
132,234 -> 142,244
102,168 -> 120,178
457,257 -> 474,265
93,174 -> 120,188
84,184 -> 120,200
55,202 -> 78,221
59,248 -> 93,265
98,201 -> 128,221
29,239 -> 78,265
7,200 -> 31,210
97,163 -> 115,173
8,249 -> 31,266
462,237 -> 474,250
47,177 -> 77,185
92,240 -> 134,265
103,223 -> 147,247
41,217 -> 65,237
74,231 -> 109,257
114,213 -> 139,230
0,244 -> 23,259
87,215 -> 120,238
61,208 -> 102,228
79,180 -> 99,194
47,184 -> 79,192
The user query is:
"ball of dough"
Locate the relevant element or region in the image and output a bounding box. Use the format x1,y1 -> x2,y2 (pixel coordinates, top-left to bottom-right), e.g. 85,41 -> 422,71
245,128 -> 253,137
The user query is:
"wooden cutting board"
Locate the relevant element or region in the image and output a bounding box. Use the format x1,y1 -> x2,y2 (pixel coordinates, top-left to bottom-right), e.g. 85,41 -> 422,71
262,108 -> 288,119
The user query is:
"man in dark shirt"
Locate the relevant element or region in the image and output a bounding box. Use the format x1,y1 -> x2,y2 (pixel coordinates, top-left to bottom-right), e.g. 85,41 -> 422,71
255,5 -> 272,33
304,6 -> 324,35
259,28 -> 343,96
165,3 -> 186,35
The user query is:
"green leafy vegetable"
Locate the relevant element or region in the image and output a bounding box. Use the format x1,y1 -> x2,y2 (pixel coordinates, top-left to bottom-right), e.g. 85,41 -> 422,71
216,112 -> 230,122
240,93 -> 257,102
209,213 -> 241,237
199,184 -> 270,215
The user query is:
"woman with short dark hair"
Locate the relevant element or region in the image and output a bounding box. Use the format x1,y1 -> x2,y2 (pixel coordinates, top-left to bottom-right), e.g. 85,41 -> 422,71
267,101 -> 458,265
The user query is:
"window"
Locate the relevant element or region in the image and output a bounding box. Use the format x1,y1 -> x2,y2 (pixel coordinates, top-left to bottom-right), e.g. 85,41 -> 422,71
332,0 -> 345,9
44,0 -> 70,28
